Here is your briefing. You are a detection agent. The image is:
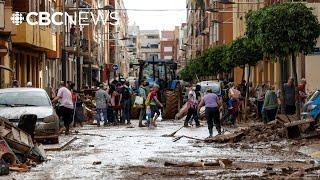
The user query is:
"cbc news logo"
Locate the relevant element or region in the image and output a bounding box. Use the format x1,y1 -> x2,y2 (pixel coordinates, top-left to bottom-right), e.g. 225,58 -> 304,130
11,12 -> 24,25
10,11 -> 119,26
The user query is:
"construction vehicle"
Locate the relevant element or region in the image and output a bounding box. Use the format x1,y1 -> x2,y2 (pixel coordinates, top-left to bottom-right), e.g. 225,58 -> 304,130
130,57 -> 182,120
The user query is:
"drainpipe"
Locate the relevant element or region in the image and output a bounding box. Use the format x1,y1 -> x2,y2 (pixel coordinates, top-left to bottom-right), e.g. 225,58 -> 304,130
76,0 -> 81,91
61,0 -> 66,82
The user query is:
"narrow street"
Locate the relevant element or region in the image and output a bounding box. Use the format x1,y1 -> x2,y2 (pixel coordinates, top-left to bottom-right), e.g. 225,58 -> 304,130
1,0 -> 320,179
6,120 -> 319,179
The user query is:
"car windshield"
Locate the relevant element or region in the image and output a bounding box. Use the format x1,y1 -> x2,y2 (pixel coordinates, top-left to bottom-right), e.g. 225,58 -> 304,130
0,91 -> 51,107
309,91 -> 320,102
201,84 -> 221,94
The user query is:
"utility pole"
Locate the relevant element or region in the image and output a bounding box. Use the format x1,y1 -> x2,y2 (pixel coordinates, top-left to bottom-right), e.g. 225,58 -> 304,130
88,24 -> 92,87
61,0 -> 66,82
76,0 -> 81,91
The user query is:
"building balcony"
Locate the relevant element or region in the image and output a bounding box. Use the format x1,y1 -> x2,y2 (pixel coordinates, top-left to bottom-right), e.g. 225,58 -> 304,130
12,22 -> 56,52
65,0 -> 92,12
0,3 -> 16,35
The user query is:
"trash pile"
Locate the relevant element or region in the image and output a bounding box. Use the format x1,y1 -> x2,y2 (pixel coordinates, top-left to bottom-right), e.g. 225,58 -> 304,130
206,115 -> 318,144
234,120 -> 287,143
0,117 -> 46,175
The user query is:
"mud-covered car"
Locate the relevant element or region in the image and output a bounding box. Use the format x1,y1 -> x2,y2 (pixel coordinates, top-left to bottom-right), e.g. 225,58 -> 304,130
0,88 -> 59,143
303,90 -> 320,122
197,81 -> 222,96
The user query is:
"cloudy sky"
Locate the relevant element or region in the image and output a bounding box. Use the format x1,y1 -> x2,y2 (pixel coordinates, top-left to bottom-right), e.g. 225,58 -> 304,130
123,0 -> 187,30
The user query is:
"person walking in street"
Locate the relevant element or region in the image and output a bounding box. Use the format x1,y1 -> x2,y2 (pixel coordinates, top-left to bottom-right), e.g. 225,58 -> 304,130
145,84 -> 163,128
283,77 -> 296,115
115,83 -> 124,123
138,81 -> 147,127
69,82 -> 84,127
184,86 -> 200,127
52,81 -> 74,135
108,84 -> 118,125
256,83 -> 266,119
198,88 -> 222,137
121,81 -> 132,125
95,84 -> 110,127
228,94 -> 239,128
262,86 -> 279,123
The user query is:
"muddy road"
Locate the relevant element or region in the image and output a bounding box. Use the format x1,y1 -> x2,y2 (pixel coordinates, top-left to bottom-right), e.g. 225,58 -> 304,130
5,121 -> 320,179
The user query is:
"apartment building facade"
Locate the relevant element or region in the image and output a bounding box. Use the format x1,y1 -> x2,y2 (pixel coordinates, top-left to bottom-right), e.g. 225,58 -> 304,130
233,0 -> 320,91
0,0 -> 16,88
185,0 -> 233,65
139,30 -> 160,60
160,31 -> 176,60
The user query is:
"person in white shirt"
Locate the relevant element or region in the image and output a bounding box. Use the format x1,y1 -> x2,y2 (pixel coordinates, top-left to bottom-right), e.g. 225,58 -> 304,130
52,81 -> 74,135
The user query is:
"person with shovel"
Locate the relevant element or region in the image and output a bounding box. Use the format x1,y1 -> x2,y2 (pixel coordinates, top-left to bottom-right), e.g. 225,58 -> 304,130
145,84 -> 163,128
198,88 -> 222,137
184,88 -> 200,127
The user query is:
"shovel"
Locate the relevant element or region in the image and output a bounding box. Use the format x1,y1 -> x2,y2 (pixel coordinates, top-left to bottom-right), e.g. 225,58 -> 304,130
162,126 -> 184,137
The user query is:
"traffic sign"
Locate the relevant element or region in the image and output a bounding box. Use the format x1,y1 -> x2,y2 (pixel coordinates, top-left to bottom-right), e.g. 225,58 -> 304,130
112,64 -> 119,71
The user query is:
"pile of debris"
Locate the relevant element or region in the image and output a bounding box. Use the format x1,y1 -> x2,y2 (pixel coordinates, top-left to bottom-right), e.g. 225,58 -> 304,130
206,115 -> 318,144
234,120 -> 287,143
0,117 -> 46,175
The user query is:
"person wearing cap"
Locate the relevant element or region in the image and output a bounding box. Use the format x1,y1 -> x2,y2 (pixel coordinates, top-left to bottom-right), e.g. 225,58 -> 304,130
198,88 -> 222,137
95,84 -> 111,127
145,84 -> 163,127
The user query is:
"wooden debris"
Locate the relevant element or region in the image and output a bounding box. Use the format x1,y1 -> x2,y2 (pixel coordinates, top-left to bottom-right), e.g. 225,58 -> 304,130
164,160 -> 221,168
73,132 -> 106,138
9,164 -> 29,172
205,132 -> 244,143
218,159 -> 233,168
164,161 -> 204,167
304,165 -> 320,173
93,161 -> 102,165
285,118 -> 315,128
44,137 -> 78,151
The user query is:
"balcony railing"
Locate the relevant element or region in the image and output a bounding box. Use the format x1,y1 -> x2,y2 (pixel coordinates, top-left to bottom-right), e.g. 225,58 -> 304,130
196,17 -> 208,37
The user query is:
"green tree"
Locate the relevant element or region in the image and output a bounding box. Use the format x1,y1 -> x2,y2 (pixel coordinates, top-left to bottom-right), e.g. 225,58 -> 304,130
246,3 -> 320,117
228,37 -> 263,119
180,44 -> 231,82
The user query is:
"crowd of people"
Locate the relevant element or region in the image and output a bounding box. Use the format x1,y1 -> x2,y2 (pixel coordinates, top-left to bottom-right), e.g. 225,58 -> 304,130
9,76 -> 310,138
180,77 -> 309,138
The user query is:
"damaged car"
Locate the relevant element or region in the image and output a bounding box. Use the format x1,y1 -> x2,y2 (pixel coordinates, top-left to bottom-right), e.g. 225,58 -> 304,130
0,88 -> 59,143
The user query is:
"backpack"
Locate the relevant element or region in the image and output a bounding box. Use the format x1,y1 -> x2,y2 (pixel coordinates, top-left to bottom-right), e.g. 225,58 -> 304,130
122,87 -> 131,100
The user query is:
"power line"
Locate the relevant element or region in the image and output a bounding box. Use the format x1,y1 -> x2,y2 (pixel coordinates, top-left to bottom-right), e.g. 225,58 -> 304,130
76,8 -> 234,12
